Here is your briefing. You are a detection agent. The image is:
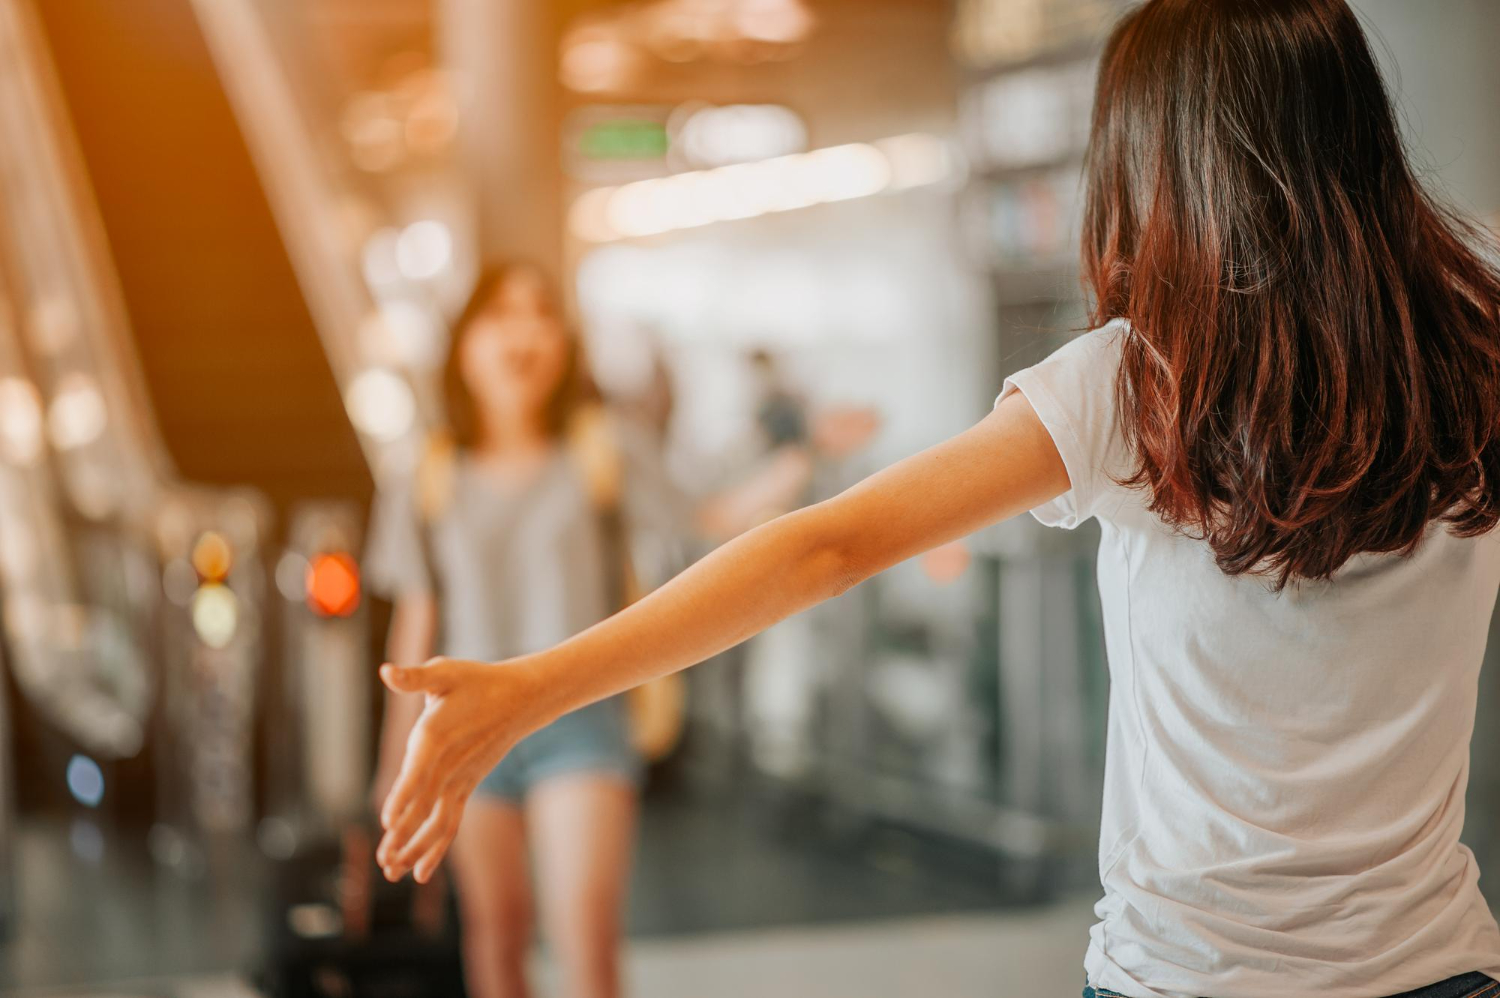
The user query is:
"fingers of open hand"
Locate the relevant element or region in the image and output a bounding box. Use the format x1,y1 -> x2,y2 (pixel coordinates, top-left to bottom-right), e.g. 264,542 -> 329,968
411,822 -> 461,884
378,712 -> 448,840
409,752 -> 493,882
380,655 -> 459,695
377,730 -> 495,877
379,761 -> 483,881
372,657 -> 525,882
406,790 -> 471,884
379,769 -> 441,865
379,753 -> 426,835
385,793 -> 459,882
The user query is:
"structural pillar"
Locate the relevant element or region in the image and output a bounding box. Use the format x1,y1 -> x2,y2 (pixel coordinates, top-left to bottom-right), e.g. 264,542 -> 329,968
439,0 -> 566,282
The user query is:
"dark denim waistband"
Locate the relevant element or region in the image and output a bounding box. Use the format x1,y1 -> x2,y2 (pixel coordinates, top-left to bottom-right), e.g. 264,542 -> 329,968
1084,972 -> 1497,998
1390,972 -> 1498,998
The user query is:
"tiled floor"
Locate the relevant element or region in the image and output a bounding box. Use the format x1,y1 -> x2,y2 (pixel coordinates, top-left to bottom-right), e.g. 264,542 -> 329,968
0,782 -> 1096,996
621,902 -> 1097,998
2,902 -> 1100,998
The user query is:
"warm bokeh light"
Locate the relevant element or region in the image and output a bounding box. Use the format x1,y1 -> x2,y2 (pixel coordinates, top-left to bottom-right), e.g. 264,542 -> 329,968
561,27 -> 638,94
344,367 -> 416,442
45,371 -> 107,450
920,542 -> 972,586
0,375 -> 45,465
394,219 -> 453,281
305,551 -> 360,618
734,0 -> 815,44
190,582 -> 240,649
358,301 -> 446,371
191,530 -> 233,583
27,296 -> 80,356
563,0 -> 816,91
572,135 -> 954,243
674,103 -> 808,167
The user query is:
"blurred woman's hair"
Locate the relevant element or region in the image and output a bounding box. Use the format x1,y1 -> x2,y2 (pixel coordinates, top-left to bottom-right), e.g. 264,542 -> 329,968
1083,0 -> 1500,588
442,264 -> 598,447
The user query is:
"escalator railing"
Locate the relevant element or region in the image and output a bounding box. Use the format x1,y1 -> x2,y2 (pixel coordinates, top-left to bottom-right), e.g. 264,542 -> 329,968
0,0 -> 272,873
0,0 -> 166,763
190,0 -> 471,845
190,0 -> 466,472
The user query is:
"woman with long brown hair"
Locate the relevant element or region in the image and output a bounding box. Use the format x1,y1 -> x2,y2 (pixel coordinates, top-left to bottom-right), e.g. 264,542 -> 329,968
374,3 -> 1500,996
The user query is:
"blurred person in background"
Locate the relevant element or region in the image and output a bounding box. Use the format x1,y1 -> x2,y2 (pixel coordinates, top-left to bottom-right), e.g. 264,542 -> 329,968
367,264 -> 845,998
374,2 -> 1500,996
740,347 -> 880,776
366,264 -> 648,998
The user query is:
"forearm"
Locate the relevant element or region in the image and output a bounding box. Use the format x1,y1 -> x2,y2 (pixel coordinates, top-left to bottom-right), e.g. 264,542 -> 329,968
522,501 -> 855,727
375,395 -> 1068,881
515,395 -> 1070,731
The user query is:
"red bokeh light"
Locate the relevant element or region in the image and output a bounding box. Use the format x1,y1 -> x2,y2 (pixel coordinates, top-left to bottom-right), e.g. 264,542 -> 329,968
306,552 -> 361,618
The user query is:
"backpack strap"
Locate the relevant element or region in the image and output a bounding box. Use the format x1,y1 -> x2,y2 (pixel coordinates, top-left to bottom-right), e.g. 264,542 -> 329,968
415,430 -> 458,526
411,432 -> 457,639
566,403 -> 625,514
566,405 -> 682,759
566,404 -> 643,606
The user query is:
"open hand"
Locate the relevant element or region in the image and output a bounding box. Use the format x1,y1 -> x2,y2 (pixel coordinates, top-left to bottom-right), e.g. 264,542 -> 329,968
374,656 -> 544,883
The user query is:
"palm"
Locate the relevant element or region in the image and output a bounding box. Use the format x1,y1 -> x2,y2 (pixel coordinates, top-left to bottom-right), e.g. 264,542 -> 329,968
374,657 -> 530,882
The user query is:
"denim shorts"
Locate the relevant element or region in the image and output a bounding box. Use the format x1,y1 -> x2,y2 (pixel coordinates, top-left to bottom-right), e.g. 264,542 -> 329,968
1084,972 -> 1497,998
475,696 -> 642,802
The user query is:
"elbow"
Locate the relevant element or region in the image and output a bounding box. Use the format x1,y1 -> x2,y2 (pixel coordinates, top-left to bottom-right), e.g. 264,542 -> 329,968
827,541 -> 868,598
792,505 -> 867,600
804,544 -> 862,602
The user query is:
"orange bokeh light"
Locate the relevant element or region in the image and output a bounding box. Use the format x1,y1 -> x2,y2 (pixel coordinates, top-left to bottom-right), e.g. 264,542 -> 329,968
191,530 -> 233,583
305,552 -> 361,618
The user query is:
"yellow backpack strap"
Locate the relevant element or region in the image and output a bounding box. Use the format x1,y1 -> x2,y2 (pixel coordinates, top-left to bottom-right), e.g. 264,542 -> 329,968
566,402 -> 624,514
414,430 -> 458,525
567,406 -> 684,760
566,404 -> 645,604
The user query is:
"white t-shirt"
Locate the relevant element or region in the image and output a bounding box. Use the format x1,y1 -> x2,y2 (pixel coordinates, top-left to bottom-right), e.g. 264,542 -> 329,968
1000,321 -> 1500,998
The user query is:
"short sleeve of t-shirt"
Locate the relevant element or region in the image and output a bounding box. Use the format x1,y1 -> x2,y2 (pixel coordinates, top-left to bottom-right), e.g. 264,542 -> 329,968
995,321 -> 1130,529
364,478 -> 435,598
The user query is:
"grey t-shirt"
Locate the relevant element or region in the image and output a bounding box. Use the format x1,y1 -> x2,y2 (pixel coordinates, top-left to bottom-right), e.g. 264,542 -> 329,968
365,424 -> 684,662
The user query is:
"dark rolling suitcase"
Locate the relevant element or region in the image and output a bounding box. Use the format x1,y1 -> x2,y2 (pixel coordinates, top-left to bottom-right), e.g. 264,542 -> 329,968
259,824 -> 467,998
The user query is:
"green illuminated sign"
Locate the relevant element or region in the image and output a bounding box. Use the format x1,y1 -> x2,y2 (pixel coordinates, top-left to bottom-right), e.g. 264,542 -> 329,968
577,119 -> 670,161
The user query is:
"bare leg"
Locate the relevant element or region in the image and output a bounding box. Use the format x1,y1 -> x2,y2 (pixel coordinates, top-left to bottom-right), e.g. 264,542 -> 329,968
451,795 -> 533,998
527,773 -> 638,998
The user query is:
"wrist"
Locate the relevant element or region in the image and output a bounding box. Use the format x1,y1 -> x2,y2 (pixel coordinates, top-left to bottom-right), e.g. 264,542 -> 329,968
506,652 -> 572,735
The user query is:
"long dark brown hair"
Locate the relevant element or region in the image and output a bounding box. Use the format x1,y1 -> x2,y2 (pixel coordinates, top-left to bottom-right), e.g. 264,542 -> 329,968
442,264 -> 596,448
1083,0 -> 1500,587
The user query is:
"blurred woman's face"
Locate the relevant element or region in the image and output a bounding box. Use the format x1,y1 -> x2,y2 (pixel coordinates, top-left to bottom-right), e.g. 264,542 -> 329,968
457,270 -> 571,423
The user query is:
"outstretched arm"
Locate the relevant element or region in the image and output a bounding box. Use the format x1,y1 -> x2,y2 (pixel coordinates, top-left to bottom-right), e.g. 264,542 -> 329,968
376,390 -> 1068,881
